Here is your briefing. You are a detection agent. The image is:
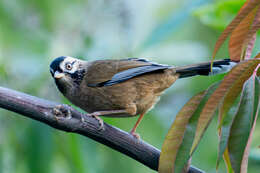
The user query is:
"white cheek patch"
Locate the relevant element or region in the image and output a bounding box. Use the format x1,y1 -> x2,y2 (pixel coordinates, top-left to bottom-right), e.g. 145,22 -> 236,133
60,57 -> 79,74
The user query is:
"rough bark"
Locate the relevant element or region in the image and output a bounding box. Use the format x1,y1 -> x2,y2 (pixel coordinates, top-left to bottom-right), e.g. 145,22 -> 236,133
0,86 -> 204,173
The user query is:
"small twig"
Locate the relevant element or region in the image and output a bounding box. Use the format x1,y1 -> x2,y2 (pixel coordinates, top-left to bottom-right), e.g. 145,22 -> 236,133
0,86 -> 204,173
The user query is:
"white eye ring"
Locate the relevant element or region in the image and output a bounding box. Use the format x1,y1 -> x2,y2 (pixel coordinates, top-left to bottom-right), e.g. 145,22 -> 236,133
65,63 -> 72,70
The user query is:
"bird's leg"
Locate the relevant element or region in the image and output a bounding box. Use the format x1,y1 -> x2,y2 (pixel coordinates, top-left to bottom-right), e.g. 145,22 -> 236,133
87,110 -> 128,130
130,113 -> 145,139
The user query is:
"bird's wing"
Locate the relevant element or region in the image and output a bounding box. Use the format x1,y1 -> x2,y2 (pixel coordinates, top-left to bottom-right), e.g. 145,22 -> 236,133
86,58 -> 171,87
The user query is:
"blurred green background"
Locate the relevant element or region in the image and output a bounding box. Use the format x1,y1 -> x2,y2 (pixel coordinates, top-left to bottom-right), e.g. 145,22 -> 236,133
0,0 -> 259,173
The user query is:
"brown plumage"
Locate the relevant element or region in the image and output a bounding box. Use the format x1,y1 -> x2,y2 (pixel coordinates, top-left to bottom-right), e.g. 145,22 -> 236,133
50,56 -> 236,137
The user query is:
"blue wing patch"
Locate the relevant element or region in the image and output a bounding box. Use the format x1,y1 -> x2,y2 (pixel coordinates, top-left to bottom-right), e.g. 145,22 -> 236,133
88,63 -> 171,87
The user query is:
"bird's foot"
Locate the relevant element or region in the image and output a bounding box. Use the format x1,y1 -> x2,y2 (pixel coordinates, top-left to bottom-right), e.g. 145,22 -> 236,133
85,110 -> 128,131
130,130 -> 141,140
52,105 -> 72,120
87,112 -> 104,131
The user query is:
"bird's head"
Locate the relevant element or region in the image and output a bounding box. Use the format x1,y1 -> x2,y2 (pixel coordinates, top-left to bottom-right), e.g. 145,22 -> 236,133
50,56 -> 86,93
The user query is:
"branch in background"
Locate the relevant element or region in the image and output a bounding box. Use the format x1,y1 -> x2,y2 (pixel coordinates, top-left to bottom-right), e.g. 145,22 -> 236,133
0,86 -> 204,173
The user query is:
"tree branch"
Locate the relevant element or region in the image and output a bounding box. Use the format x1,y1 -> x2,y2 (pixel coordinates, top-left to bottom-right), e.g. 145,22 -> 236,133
0,86 -> 204,173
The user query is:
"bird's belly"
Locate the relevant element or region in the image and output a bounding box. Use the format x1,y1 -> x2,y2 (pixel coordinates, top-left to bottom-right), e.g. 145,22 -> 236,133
65,71 -> 177,117
66,86 -> 135,116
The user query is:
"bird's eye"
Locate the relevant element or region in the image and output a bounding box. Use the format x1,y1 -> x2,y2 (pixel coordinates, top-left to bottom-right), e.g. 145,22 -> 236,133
65,63 -> 72,70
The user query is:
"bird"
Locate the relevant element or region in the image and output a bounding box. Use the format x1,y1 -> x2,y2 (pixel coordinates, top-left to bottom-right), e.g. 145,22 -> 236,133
50,56 -> 236,138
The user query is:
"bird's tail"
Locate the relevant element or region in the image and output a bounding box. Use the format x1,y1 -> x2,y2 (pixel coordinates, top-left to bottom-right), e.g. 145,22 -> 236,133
175,59 -> 237,78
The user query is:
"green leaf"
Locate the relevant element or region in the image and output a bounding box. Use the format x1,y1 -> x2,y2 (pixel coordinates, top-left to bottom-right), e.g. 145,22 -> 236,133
217,96 -> 240,169
239,76 -> 259,173
252,76 -> 260,124
227,75 -> 258,173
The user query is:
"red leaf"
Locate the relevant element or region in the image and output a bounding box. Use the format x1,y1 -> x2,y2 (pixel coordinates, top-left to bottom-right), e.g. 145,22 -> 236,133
159,92 -> 205,173
245,6 -> 260,59
191,59 -> 260,153
229,7 -> 257,61
212,0 -> 260,61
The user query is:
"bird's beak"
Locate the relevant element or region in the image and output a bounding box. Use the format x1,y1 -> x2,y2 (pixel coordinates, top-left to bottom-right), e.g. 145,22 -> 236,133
54,71 -> 65,79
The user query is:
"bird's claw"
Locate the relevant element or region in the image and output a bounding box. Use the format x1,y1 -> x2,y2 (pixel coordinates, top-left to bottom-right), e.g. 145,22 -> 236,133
130,131 -> 141,140
87,112 -> 105,131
